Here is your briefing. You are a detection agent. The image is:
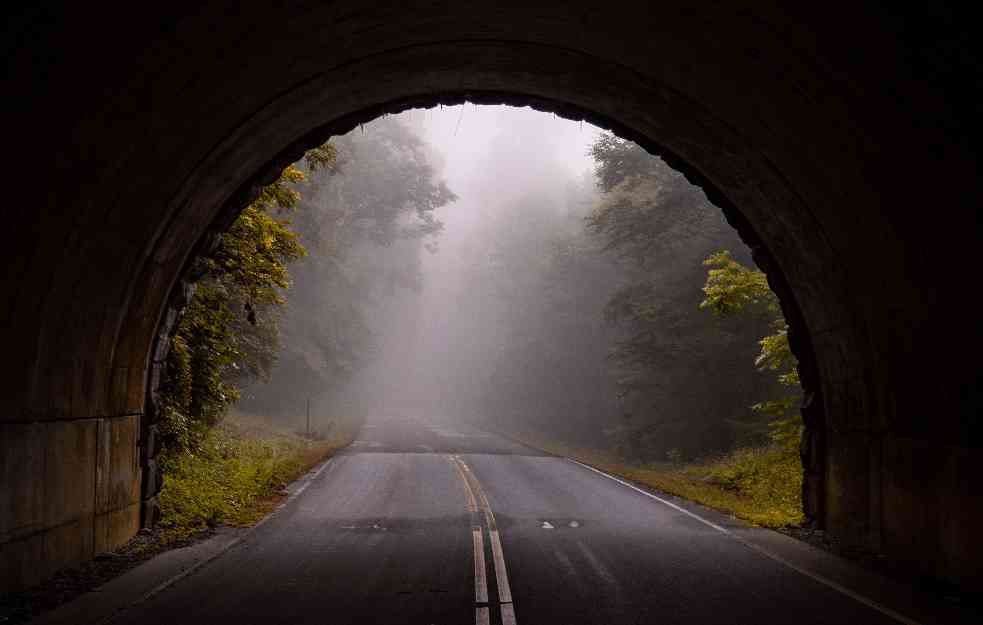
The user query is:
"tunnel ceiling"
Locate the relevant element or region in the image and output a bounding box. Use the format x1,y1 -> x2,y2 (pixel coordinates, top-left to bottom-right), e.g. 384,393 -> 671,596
3,1 -> 981,592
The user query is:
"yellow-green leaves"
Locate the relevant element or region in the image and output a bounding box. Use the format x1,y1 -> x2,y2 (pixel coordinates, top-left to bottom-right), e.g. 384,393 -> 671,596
700,250 -> 802,443
158,415 -> 344,538
256,164 -> 305,212
213,204 -> 306,306
699,250 -> 776,315
304,143 -> 338,173
159,142 -> 334,457
754,324 -> 798,387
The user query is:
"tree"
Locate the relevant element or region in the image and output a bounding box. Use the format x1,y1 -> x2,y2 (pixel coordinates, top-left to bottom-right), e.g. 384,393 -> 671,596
700,250 -> 802,447
469,132 -> 775,462
585,134 -> 774,460
237,116 -> 457,418
469,176 -> 628,442
158,144 -> 335,455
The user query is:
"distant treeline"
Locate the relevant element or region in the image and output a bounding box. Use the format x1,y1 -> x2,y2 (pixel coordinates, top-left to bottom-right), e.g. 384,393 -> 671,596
157,117 -> 455,456
468,134 -> 799,461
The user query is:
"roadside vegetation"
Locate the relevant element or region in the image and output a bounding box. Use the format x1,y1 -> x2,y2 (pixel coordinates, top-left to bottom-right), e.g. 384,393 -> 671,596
158,412 -> 356,540
150,142 -> 344,543
472,130 -> 806,529
0,117 -> 453,625
158,112 -> 805,534
505,430 -> 803,528
154,115 -> 455,538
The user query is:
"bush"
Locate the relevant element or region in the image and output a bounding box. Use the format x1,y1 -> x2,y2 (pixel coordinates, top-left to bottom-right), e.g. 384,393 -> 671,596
500,428 -> 804,528
700,442 -> 803,526
158,417 -> 340,537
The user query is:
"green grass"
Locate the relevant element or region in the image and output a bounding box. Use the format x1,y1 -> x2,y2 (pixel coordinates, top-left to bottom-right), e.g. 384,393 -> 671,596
504,431 -> 804,528
158,413 -> 354,539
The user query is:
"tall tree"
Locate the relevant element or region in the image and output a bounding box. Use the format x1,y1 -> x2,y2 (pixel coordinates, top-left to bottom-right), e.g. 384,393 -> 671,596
585,134 -> 775,460
700,250 -> 802,446
238,116 -> 457,419
158,145 -> 335,454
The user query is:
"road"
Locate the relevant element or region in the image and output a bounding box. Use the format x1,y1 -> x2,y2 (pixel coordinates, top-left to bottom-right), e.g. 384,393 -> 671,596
108,415 -> 908,625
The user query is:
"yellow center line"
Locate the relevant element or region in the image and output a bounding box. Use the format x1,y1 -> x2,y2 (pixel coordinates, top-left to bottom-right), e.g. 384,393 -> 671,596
451,455 -> 518,625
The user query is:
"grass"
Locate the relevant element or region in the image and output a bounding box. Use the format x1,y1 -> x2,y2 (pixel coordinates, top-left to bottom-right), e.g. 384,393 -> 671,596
158,412 -> 355,540
0,413 -> 356,625
503,430 -> 804,528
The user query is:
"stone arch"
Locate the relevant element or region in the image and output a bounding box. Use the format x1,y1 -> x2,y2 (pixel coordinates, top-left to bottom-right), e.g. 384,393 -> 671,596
2,2 -> 979,593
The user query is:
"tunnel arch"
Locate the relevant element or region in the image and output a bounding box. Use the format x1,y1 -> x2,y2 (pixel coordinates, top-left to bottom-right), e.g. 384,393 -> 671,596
3,2 -> 980,593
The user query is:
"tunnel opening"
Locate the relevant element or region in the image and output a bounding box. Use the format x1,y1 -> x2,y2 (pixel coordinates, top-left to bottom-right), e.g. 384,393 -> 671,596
143,101 -> 819,539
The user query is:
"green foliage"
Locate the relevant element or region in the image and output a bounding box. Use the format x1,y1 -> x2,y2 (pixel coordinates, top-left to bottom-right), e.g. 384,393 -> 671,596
159,144 -> 335,456
240,117 -> 457,417
702,443 -> 803,522
249,142 -> 336,212
700,250 -> 803,445
158,282 -> 251,453
158,416 -> 343,537
587,153 -> 710,266
255,165 -> 306,213
504,430 -> 803,528
590,133 -> 662,193
699,250 -> 777,316
158,427 -> 269,533
303,143 -> 339,173
755,327 -> 800,387
616,443 -> 804,527
582,133 -> 772,459
328,117 -> 456,246
208,204 -> 306,308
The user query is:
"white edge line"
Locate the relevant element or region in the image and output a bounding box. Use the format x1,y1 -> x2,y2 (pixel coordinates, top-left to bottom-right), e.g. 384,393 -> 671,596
96,457 -> 338,625
569,459 -> 920,625
282,456 -> 334,505
473,529 -> 488,603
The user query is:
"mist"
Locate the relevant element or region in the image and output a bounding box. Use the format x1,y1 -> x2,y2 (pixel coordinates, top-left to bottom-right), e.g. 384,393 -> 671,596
352,106 -> 601,420
241,104 -> 773,461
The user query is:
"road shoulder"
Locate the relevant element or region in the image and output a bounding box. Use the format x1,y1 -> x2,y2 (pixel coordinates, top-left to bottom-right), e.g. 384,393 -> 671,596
488,427 -> 977,625
28,457 -> 336,625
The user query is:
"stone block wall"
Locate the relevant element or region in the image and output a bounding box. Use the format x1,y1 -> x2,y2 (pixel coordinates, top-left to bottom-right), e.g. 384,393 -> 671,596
0,417 -> 141,590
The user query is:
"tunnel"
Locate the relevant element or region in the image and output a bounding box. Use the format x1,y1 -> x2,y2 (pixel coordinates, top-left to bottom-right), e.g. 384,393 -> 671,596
2,2 -> 980,594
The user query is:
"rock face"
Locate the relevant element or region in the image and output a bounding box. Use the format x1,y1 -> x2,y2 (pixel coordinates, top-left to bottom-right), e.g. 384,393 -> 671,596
2,2 -> 980,593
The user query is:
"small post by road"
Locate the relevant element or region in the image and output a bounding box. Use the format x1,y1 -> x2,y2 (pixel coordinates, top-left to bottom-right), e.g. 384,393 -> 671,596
306,398 -> 311,438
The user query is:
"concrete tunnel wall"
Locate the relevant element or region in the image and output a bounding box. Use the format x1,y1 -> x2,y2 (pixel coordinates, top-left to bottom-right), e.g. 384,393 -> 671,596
1,2 -> 981,592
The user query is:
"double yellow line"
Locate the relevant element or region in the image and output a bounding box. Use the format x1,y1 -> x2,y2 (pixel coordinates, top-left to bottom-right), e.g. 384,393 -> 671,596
450,455 -> 517,625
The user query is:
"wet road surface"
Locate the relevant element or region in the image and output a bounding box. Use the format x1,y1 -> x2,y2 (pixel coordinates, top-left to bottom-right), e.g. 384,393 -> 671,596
106,415 -> 910,625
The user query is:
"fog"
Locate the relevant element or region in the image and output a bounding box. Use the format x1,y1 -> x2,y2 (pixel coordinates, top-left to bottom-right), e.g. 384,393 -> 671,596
352,106 -> 601,420
242,104 -> 773,460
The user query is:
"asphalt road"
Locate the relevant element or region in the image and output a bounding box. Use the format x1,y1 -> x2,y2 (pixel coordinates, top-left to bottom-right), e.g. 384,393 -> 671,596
108,415 -> 908,625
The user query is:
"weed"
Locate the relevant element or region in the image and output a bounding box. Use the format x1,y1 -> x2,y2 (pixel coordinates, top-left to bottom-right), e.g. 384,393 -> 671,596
505,430 -> 803,528
158,415 -> 350,540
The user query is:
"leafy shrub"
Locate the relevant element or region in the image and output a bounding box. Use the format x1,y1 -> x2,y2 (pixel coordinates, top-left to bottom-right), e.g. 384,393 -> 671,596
701,442 -> 803,526
503,428 -> 804,528
158,418 -> 339,537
